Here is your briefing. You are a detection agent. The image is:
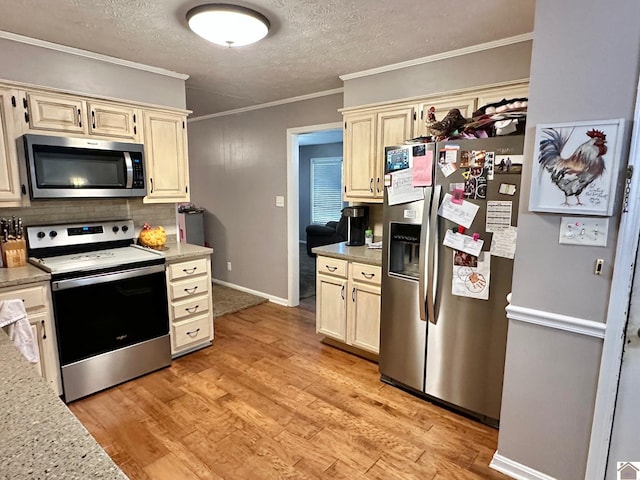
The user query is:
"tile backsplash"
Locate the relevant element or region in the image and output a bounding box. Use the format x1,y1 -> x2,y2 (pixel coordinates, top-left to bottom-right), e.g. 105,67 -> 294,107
0,199 -> 177,237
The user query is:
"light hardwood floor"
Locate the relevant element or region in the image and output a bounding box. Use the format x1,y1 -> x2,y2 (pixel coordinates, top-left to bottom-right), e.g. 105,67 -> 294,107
69,302 -> 507,480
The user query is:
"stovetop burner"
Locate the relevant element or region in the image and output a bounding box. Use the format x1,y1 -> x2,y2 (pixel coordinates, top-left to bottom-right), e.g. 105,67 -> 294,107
70,251 -> 116,261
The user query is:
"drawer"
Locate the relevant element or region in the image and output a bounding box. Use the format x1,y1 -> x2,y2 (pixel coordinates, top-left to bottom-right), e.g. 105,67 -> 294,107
0,285 -> 46,312
351,262 -> 381,286
317,256 -> 347,278
171,294 -> 210,321
172,314 -> 212,350
169,275 -> 211,301
168,257 -> 209,281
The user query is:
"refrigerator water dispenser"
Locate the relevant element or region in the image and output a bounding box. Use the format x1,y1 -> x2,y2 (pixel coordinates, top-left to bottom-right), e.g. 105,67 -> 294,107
389,223 -> 421,279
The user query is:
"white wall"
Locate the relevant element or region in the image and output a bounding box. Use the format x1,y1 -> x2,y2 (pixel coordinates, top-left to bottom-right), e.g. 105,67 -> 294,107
187,94 -> 343,299
496,1 -> 640,479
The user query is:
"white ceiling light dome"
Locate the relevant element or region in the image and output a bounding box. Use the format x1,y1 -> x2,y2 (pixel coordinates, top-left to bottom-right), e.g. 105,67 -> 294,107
186,3 -> 270,47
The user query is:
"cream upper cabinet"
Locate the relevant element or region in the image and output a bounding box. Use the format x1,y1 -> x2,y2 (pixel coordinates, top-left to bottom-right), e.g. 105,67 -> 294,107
375,106 -> 415,199
475,84 -> 529,111
24,92 -> 88,135
343,112 -> 376,201
0,88 -> 23,204
414,95 -> 477,137
88,101 -> 140,141
142,109 -> 190,203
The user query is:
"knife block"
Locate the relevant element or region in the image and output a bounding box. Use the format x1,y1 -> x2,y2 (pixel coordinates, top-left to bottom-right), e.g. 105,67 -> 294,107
2,239 -> 27,268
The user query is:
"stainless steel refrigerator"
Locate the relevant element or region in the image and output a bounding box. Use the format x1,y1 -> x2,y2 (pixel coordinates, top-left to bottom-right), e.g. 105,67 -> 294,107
379,135 -> 524,426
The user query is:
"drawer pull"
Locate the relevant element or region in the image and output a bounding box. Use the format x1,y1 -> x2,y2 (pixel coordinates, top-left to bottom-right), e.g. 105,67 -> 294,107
186,328 -> 201,337
325,265 -> 337,272
184,286 -> 198,294
361,272 -> 375,279
185,305 -> 199,314
183,267 -> 198,274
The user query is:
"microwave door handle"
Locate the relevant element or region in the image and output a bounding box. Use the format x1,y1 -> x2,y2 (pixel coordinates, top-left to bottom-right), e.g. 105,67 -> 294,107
418,187 -> 430,321
426,184 -> 441,324
124,152 -> 133,188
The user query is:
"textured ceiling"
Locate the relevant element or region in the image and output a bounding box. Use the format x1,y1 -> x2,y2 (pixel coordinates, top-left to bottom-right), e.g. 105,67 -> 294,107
0,0 -> 535,117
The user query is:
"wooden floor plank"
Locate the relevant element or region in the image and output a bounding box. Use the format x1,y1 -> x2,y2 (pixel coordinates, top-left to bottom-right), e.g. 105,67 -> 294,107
70,301 -> 508,480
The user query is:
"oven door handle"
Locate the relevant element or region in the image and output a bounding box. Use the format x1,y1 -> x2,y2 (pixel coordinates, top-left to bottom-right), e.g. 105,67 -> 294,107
52,264 -> 165,291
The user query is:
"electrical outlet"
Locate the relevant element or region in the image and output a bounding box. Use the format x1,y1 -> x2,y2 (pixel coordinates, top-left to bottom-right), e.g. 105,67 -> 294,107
275,195 -> 285,207
226,261 -> 232,271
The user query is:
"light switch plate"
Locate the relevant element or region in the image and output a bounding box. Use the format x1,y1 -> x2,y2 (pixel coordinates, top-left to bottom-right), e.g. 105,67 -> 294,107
275,196 -> 285,207
559,216 -> 609,247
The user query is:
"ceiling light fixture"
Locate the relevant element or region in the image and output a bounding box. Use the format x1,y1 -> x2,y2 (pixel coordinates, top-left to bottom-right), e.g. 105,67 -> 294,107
186,3 -> 270,47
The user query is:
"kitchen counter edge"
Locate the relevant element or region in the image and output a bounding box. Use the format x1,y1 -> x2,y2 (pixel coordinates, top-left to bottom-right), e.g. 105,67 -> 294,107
0,331 -> 128,479
312,242 -> 382,266
0,264 -> 51,288
161,241 -> 213,263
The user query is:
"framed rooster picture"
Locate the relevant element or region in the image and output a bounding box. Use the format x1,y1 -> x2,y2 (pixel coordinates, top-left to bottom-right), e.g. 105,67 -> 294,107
529,118 -> 625,216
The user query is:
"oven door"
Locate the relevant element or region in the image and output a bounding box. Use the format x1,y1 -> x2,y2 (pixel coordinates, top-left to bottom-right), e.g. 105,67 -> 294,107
51,264 -> 171,401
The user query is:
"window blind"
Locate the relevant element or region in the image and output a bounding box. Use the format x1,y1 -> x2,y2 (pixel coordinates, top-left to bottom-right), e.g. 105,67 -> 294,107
311,157 -> 343,224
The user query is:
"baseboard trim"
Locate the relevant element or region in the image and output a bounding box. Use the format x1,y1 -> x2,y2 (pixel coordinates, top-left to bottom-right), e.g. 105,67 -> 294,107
506,304 -> 606,339
211,279 -> 288,306
490,452 -> 557,480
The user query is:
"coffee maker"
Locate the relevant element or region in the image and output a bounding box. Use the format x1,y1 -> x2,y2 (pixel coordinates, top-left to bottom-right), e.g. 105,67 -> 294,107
342,206 -> 369,246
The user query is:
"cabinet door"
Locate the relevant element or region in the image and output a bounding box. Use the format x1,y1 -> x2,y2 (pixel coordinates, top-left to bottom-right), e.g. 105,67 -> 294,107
143,110 -> 190,203
475,84 -> 529,111
28,310 -> 60,395
343,112 -> 376,201
316,274 -> 347,342
88,101 -> 139,140
376,106 -> 415,199
348,281 -> 381,354
414,96 -> 477,137
26,92 -> 87,134
0,88 -> 22,204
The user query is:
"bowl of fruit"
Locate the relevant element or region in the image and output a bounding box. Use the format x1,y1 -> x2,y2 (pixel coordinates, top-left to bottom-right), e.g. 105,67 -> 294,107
138,223 -> 167,250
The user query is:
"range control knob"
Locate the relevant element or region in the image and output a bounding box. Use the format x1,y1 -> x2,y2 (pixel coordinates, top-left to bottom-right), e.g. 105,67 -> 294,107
112,226 -> 119,233
121,225 -> 129,233
37,231 -> 45,239
49,230 -> 57,238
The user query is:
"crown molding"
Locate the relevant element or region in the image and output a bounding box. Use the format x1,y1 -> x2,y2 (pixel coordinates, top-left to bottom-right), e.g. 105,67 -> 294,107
188,87 -> 344,122
0,30 -> 189,80
340,33 -> 534,81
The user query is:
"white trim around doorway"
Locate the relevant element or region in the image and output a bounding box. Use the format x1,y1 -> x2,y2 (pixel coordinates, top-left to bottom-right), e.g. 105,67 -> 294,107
286,122 -> 343,307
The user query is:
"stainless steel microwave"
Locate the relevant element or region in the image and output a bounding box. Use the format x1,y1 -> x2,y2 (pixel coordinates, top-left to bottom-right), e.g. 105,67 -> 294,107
23,134 -> 147,199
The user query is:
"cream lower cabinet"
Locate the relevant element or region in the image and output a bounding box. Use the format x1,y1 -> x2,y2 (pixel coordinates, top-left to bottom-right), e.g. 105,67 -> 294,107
316,256 -> 381,355
0,282 -> 61,395
166,255 -> 214,357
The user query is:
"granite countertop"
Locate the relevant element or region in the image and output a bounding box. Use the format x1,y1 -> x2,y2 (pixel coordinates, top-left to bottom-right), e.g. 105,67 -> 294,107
312,242 -> 382,266
162,241 -> 213,263
0,264 -> 51,289
0,332 -> 128,479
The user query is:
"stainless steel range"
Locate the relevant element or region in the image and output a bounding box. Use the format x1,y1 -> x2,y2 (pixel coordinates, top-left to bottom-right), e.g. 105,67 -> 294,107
27,219 -> 171,402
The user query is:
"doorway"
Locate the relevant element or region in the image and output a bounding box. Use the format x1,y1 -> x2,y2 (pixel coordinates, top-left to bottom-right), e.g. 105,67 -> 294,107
286,122 -> 343,307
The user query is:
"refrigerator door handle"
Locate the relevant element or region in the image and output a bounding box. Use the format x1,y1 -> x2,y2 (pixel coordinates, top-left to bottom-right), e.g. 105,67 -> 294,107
418,187 -> 431,321
426,184 -> 441,324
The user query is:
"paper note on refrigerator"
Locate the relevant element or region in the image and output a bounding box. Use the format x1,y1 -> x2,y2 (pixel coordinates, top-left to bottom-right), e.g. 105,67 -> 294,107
443,230 -> 484,257
412,149 -> 433,187
490,226 -> 518,259
387,168 -> 424,206
486,201 -> 513,232
437,193 -> 479,229
452,251 -> 491,300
